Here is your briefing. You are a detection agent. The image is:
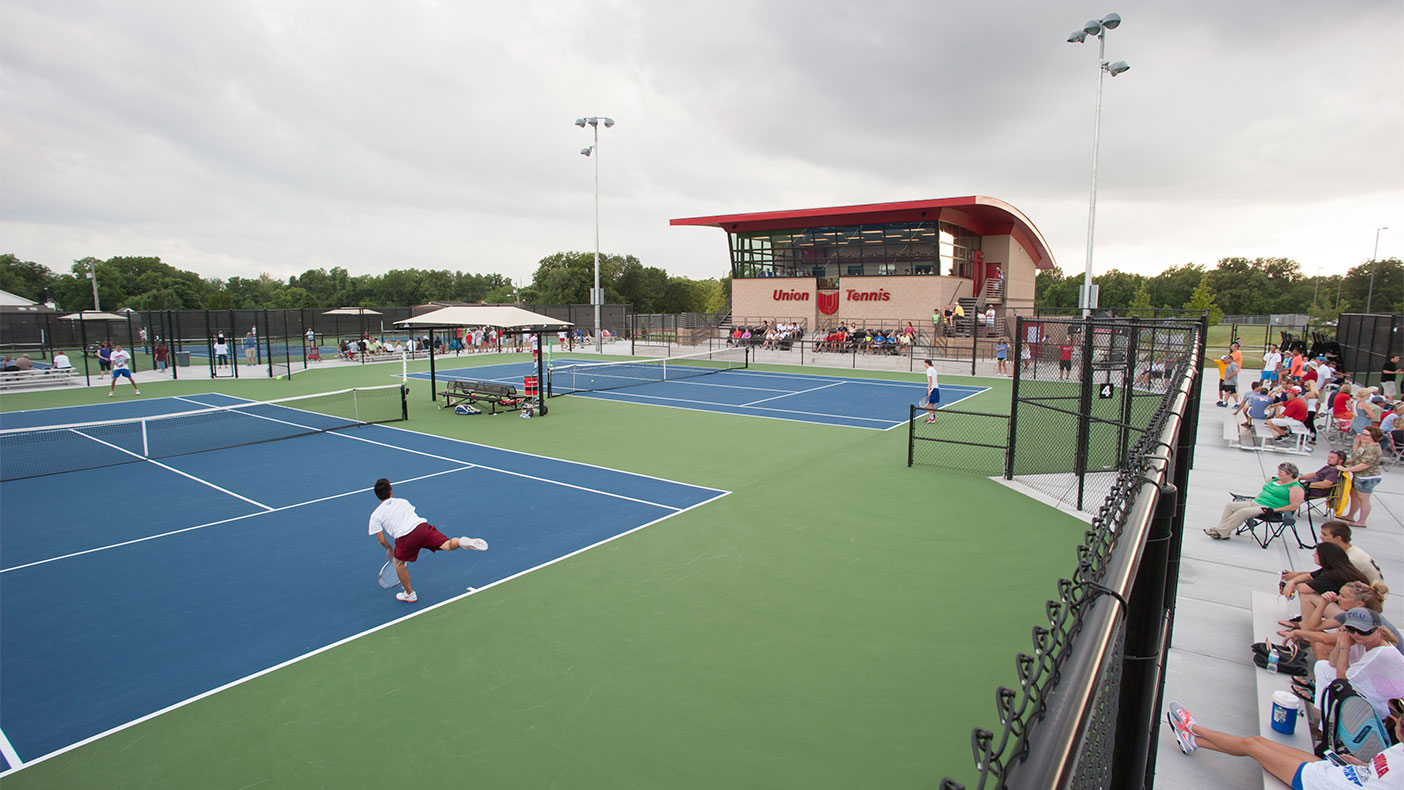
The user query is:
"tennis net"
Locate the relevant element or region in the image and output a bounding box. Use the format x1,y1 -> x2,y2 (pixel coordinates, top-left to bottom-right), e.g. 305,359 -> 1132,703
548,347 -> 748,395
0,385 -> 407,481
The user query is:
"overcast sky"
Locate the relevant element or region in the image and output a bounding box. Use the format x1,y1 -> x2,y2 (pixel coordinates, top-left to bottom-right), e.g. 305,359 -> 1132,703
2,0 -> 1401,288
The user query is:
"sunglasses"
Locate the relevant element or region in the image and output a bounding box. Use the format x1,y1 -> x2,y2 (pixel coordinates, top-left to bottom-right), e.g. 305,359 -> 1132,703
1344,626 -> 1379,636
1392,698 -> 1404,718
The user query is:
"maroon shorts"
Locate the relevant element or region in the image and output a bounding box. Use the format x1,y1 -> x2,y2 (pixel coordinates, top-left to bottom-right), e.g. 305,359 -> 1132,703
393,522 -> 451,562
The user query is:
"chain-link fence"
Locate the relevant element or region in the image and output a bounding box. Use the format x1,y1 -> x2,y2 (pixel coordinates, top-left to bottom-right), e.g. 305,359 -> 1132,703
1008,317 -> 1202,511
938,316 -> 1204,790
907,405 -> 1009,476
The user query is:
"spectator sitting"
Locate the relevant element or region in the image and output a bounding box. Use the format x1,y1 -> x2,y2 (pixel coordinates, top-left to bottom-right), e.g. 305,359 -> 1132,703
1332,383 -> 1355,420
50,351 -> 72,370
15,354 -> 34,370
1161,697 -> 1404,784
1234,380 -> 1273,427
1265,386 -> 1308,441
1306,608 -> 1404,722
1281,579 -> 1396,662
1313,520 -> 1383,588
1280,541 -> 1372,620
1382,402 -> 1404,448
1,355 -> 18,371
730,327 -> 744,346
1296,450 -> 1344,501
1203,462 -> 1304,540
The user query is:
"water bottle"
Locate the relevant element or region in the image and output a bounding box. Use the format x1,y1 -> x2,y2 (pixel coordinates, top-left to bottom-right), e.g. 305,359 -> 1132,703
1268,646 -> 1280,673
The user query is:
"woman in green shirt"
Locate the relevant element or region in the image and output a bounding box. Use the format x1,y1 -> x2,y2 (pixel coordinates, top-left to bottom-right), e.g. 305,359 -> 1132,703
1204,462 -> 1305,540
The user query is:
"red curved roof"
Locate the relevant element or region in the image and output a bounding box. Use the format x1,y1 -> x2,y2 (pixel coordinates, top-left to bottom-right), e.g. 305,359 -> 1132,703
671,196 -> 1056,270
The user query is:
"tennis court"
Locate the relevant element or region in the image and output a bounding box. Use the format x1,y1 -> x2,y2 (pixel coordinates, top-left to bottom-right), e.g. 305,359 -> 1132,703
0,390 -> 728,769
412,351 -> 987,429
0,356 -> 1084,790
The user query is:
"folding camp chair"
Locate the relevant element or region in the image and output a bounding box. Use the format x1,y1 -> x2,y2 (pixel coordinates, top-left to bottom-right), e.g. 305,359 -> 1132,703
1303,471 -> 1351,542
1230,493 -> 1310,550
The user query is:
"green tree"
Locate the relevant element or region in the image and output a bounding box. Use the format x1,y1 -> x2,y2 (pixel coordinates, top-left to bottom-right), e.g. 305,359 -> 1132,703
1145,263 -> 1204,310
1183,275 -> 1224,324
0,254 -> 58,302
1127,282 -> 1152,311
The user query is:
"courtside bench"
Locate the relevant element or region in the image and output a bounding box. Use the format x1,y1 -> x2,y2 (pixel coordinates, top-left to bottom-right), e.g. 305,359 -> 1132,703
1249,590 -> 1317,790
1224,413 -> 1312,455
438,380 -> 523,414
0,368 -> 77,390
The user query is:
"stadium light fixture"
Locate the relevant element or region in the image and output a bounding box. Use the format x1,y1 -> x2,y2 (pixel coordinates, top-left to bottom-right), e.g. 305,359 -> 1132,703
576,116 -> 616,351
1068,13 -> 1130,317
1367,226 -> 1388,312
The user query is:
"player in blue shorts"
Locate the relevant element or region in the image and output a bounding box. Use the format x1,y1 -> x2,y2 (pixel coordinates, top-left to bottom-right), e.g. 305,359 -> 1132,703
923,359 -> 941,423
107,344 -> 139,396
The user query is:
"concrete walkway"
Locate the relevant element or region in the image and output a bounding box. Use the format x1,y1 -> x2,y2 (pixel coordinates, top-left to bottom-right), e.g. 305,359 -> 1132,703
1153,376 -> 1403,788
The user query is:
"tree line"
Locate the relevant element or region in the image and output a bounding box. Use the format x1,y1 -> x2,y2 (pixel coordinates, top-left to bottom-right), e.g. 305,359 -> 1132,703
1036,257 -> 1402,322
0,252 -> 729,315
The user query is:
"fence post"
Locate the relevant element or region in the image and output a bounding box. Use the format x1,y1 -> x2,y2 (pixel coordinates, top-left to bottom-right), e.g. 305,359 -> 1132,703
907,405 -> 916,467
1006,317 -> 1025,480
1075,317 -> 1095,510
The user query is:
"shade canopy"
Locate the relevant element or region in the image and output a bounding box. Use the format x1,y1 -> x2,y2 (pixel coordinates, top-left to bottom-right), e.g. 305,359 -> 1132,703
60,311 -> 128,321
322,307 -> 383,316
395,306 -> 572,332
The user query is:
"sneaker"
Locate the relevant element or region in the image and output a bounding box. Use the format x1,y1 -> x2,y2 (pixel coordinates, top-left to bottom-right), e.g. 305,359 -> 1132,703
108,392 -> 114,397
133,390 -> 140,395
460,537 -> 488,551
925,416 -> 936,424
1215,401 -> 1226,407
1166,701 -> 1197,754
395,591 -> 418,603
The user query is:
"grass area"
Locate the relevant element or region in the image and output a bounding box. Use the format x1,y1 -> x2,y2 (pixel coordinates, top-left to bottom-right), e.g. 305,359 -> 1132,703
0,354 -> 1088,789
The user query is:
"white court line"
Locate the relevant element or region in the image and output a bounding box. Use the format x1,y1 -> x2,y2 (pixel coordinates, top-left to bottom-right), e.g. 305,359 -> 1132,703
576,388 -> 897,424
70,429 -> 274,511
0,727 -> 21,770
0,467 -> 474,574
0,478 -> 733,780
741,381 -> 845,407
153,392 -> 733,500
174,399 -> 694,513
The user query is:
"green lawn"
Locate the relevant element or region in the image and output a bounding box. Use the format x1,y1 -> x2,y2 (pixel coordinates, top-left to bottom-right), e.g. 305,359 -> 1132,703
0,355 -> 1087,789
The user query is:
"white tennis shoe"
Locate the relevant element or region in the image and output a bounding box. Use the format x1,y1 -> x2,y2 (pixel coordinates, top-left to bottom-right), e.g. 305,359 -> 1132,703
395,591 -> 418,603
1165,701 -> 1197,754
460,537 -> 488,551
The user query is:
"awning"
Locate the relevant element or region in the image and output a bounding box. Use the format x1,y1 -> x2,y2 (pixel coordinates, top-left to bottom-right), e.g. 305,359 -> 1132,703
60,311 -> 128,321
322,307 -> 383,316
394,306 -> 572,332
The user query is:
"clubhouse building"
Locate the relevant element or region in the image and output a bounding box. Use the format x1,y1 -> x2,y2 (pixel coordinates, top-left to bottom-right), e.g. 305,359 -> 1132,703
671,196 -> 1055,330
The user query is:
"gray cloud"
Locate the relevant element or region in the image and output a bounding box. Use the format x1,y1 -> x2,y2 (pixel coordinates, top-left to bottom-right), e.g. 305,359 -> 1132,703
1,0 -> 1400,286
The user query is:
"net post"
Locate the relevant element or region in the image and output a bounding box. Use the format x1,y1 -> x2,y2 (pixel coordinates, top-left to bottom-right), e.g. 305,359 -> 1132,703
141,418 -> 150,458
907,404 -> 915,466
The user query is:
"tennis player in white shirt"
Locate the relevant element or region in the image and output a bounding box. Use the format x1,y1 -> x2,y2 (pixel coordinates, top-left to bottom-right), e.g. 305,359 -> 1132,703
369,478 -> 487,603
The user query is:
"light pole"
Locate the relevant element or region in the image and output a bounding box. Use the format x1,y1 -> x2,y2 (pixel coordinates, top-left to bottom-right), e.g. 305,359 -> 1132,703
88,260 -> 101,311
1366,226 -> 1388,313
1068,13 -> 1130,317
576,115 -> 615,352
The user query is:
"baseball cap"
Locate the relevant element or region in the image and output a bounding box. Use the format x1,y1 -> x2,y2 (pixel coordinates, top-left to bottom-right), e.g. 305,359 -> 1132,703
1288,386 -> 1302,394
1341,608 -> 1384,633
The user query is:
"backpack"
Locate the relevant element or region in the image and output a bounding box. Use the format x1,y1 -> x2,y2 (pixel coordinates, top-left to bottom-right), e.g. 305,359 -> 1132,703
1317,678 -> 1393,761
1251,639 -> 1310,677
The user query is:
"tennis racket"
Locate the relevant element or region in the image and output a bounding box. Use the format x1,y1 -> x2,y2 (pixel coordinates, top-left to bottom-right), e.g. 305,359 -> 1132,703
378,539 -> 400,590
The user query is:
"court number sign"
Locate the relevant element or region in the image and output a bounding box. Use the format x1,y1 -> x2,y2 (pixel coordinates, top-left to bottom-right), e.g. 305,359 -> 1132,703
1098,383 -> 1115,399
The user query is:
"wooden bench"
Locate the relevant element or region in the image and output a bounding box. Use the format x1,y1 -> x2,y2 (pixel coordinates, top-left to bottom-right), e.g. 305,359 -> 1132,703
0,368 -> 77,390
438,380 -> 523,414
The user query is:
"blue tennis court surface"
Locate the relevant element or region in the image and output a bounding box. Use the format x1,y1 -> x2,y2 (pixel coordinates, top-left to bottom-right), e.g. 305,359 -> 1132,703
410,360 -> 986,429
0,394 -> 727,769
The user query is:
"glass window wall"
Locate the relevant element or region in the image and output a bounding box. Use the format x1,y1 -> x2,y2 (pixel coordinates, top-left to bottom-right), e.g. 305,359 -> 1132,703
729,221 -> 981,279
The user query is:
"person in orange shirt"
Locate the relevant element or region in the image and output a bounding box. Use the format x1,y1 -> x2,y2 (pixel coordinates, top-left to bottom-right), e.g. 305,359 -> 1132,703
1229,341 -> 1243,371
1288,349 -> 1305,379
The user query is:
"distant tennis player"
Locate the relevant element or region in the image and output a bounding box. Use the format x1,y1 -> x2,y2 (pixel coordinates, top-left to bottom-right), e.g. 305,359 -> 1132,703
108,344 -> 140,396
369,478 -> 487,603
923,359 -> 940,424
